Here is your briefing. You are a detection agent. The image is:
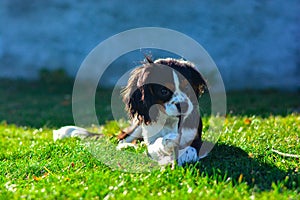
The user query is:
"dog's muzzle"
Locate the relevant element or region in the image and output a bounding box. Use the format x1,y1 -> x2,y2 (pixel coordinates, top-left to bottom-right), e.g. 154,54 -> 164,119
175,101 -> 189,114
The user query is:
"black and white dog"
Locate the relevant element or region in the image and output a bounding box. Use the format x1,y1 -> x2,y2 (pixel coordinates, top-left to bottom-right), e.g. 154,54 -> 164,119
54,57 -> 208,166
117,57 -> 208,165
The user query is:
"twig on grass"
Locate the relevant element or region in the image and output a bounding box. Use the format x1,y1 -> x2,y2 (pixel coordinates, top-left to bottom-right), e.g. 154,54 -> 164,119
271,149 -> 300,158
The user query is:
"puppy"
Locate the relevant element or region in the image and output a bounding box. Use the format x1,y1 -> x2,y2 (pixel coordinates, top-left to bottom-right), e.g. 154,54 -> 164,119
117,57 -> 207,165
53,57 -> 208,166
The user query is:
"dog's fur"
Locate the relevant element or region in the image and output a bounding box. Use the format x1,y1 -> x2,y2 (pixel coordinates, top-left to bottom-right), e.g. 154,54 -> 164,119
53,57 -> 208,166
118,57 -> 207,165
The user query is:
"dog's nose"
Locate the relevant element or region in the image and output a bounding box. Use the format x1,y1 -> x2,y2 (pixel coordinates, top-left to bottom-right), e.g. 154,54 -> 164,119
175,102 -> 189,114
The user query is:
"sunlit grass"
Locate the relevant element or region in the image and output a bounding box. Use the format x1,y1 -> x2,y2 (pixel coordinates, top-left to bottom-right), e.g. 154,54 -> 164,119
0,78 -> 299,199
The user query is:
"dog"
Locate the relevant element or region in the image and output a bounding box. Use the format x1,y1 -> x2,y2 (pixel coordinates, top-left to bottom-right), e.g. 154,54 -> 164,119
53,57 -> 208,166
117,57 -> 207,166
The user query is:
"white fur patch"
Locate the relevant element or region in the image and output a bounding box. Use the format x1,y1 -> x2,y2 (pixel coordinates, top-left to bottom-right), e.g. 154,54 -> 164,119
173,71 -> 180,92
53,126 -> 90,141
179,128 -> 197,147
164,71 -> 194,117
141,110 -> 178,144
116,142 -> 137,150
177,146 -> 198,166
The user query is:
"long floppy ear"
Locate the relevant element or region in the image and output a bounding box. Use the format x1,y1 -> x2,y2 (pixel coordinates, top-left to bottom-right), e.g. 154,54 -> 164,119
121,66 -> 154,124
189,67 -> 207,98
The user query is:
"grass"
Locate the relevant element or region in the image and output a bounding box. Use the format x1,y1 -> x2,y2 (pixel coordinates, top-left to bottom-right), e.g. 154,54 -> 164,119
0,77 -> 299,199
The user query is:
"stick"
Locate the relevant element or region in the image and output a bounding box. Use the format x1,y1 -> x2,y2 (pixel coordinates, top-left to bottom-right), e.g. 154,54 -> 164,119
172,115 -> 183,169
271,149 -> 300,158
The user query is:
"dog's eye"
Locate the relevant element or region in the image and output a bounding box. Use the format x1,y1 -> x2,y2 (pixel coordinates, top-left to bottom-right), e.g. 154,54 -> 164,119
160,88 -> 170,96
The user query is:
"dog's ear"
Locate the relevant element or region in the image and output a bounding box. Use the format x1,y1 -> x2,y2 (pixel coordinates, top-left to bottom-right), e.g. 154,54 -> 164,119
190,67 -> 207,97
121,66 -> 154,124
121,67 -> 143,122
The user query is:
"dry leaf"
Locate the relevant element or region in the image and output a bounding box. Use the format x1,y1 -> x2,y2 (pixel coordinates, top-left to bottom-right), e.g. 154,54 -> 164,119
244,118 -> 251,125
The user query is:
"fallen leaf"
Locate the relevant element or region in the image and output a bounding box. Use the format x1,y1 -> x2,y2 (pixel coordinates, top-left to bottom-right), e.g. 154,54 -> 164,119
238,174 -> 243,183
244,118 -> 251,125
33,175 -> 42,181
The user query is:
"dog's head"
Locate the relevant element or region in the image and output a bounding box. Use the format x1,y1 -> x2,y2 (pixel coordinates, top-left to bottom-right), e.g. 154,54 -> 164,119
122,58 -> 207,124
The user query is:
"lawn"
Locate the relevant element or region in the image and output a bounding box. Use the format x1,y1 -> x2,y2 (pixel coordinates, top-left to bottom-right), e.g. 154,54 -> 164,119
0,76 -> 299,199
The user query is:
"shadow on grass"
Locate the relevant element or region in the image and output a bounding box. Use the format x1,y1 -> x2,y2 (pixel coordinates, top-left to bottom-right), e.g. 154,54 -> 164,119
195,143 -> 299,191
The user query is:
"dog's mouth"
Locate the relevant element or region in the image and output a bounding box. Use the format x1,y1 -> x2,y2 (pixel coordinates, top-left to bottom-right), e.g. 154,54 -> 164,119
162,101 -> 191,118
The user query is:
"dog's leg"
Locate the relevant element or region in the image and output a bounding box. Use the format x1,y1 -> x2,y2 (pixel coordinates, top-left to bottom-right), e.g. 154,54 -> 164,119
116,126 -> 142,150
177,146 -> 198,166
147,138 -> 172,165
147,133 -> 179,165
122,126 -> 142,143
53,126 -> 103,141
117,119 -> 140,141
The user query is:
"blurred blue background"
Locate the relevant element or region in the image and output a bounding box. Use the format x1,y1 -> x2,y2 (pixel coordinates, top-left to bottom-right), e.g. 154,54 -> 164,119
0,0 -> 299,90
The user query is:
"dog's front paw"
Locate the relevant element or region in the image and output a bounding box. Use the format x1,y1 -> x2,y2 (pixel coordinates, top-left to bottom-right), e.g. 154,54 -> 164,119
162,133 -> 179,153
177,146 -> 198,166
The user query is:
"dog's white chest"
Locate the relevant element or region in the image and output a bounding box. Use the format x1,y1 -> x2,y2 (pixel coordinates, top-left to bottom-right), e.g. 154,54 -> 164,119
142,117 -> 179,145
